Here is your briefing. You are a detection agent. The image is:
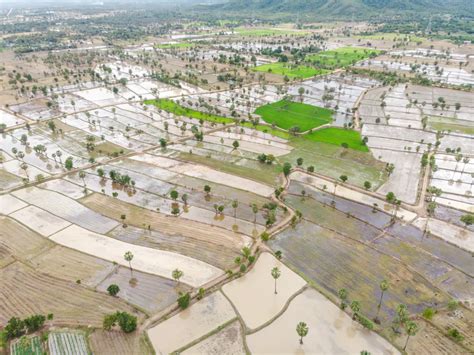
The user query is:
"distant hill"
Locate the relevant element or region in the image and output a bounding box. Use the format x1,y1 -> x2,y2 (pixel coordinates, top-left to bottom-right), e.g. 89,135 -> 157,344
215,0 -> 473,17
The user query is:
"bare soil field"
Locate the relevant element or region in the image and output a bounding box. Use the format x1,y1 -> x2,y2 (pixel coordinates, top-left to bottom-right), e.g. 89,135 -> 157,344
97,266 -> 187,314
88,330 -> 154,355
81,193 -> 250,269
0,261 -> 142,328
30,245 -> 115,287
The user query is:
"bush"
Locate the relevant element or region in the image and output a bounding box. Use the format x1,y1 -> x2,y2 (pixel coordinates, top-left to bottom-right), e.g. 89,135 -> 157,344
447,299 -> 459,311
447,328 -> 464,342
260,232 -> 270,241
422,307 -> 436,320
4,317 -> 25,340
107,284 -> 120,296
23,315 -> 45,333
103,312 -> 137,333
358,316 -> 374,330
178,292 -> 191,309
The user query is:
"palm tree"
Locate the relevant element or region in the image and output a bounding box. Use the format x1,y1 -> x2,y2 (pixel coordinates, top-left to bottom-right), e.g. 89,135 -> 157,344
296,322 -> 309,345
79,171 -> 86,186
338,288 -> 348,310
124,251 -> 134,277
20,162 -> 29,180
404,321 -> 419,351
172,269 -> 184,284
251,204 -> 258,224
350,300 -> 361,320
232,200 -> 238,218
271,267 -> 281,294
375,279 -> 389,323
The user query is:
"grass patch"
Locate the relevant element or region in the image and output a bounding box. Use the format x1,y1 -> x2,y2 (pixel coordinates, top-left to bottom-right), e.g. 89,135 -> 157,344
306,47 -> 381,70
155,42 -> 194,49
177,151 -> 281,186
304,127 -> 368,152
240,122 -> 291,139
254,99 -> 333,131
283,137 -> 386,188
234,28 -> 307,36
144,99 -> 234,124
427,116 -> 474,135
253,62 -> 329,78
355,32 -> 425,42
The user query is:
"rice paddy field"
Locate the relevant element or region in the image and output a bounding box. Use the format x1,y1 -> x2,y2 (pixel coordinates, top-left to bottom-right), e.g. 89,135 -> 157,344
254,99 -> 333,131
306,47 -> 382,69
252,62 -> 329,78
1,23 -> 473,355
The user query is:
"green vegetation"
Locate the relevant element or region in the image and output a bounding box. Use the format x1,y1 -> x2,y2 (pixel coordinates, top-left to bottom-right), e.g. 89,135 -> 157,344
103,312 -> 137,333
282,137 -> 386,188
355,32 -> 424,42
306,47 -> 381,70
10,336 -> 42,355
240,122 -> 290,139
255,99 -> 333,131
303,128 -> 369,152
144,99 -> 233,124
235,27 -> 307,36
155,42 -> 194,49
253,62 -> 329,78
427,116 -> 474,135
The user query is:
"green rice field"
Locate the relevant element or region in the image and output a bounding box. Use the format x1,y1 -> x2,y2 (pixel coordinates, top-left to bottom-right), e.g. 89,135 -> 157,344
144,99 -> 234,124
306,47 -> 381,69
253,62 -> 329,78
303,127 -> 369,152
254,99 -> 333,131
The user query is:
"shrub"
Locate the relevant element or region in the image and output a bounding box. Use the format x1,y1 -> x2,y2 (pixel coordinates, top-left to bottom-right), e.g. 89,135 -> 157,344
358,316 -> 374,330
447,328 -> 464,342
447,299 -> 459,311
23,315 -> 46,333
178,292 -> 191,309
103,312 -> 137,333
422,307 -> 436,320
107,284 -> 120,296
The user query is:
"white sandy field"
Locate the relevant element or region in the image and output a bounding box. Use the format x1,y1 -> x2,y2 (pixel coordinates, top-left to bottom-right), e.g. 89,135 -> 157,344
247,288 -> 399,355
9,205 -> 71,237
222,252 -> 306,330
0,194 -> 28,215
49,224 -> 223,287
147,291 -> 236,354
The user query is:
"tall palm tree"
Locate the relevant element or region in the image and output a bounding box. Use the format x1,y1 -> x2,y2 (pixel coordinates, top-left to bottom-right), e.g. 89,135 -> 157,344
124,251 -> 134,277
375,279 -> 389,322
296,322 -> 309,345
271,267 -> 281,294
404,321 -> 419,351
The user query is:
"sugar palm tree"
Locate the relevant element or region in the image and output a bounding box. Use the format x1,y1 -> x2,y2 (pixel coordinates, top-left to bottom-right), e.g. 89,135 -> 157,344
124,251 -> 134,277
296,322 -> 309,345
271,267 -> 281,294
375,279 -> 389,322
404,321 -> 419,351
172,269 -> 184,284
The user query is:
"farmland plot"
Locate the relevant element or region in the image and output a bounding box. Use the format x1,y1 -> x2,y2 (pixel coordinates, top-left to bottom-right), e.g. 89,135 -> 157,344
182,320 -> 246,355
89,330 -> 154,355
30,245 -> 115,287
247,288 -> 398,354
11,335 -> 43,355
38,178 -> 86,199
0,194 -> 28,214
48,331 -> 88,355
0,261 -> 141,327
12,187 -> 119,234
147,291 -> 236,354
269,220 -> 449,322
9,205 -> 71,237
0,217 -> 53,266
222,252 -> 306,329
50,224 -> 224,287
97,266 -> 186,314
0,109 -> 23,127
74,87 -> 125,106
